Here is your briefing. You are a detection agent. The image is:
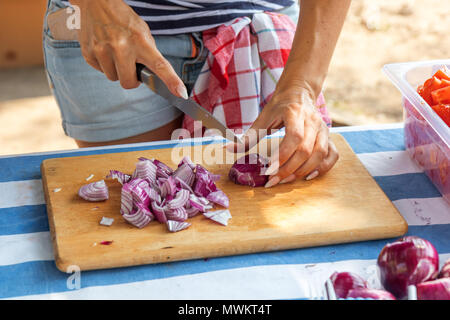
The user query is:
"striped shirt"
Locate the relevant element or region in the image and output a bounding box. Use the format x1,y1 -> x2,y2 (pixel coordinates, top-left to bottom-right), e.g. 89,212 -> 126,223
125,0 -> 295,35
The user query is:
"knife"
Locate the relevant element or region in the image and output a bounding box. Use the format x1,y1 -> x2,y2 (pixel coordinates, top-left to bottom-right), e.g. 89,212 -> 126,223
136,63 -> 242,144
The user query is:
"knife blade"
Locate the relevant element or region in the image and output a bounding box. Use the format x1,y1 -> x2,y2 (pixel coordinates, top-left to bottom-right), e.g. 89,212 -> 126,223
136,64 -> 242,144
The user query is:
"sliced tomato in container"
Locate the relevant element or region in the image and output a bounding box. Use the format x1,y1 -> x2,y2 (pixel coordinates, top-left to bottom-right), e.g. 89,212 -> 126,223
430,104 -> 450,126
419,77 -> 450,105
433,67 -> 450,81
431,86 -> 450,105
383,60 -> 450,205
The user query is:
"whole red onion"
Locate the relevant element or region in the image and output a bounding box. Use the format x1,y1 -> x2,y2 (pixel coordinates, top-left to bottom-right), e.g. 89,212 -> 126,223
329,272 -> 368,298
228,154 -> 269,187
439,259 -> 450,279
347,288 -> 396,300
416,278 -> 450,300
377,236 -> 439,299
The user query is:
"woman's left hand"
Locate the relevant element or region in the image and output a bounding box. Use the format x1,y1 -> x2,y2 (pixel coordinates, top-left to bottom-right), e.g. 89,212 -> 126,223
228,85 -> 339,188
224,0 -> 350,187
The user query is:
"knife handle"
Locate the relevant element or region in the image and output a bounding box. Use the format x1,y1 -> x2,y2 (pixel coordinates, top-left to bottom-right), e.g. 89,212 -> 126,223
136,63 -> 153,84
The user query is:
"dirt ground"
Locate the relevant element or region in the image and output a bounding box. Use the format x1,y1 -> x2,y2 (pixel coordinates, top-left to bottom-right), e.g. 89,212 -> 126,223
0,0 -> 449,156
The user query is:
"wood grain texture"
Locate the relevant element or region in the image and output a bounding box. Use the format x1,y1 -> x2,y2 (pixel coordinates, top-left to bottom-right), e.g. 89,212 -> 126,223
41,134 -> 407,272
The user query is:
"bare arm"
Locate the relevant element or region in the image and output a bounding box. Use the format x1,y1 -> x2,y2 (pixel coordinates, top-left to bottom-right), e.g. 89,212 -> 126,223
232,0 -> 351,187
278,0 -> 351,99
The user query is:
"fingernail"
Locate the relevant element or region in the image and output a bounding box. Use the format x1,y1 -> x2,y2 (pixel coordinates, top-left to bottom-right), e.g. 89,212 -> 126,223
264,162 -> 279,176
279,174 -> 296,184
305,170 -> 319,181
177,85 -> 189,100
265,176 -> 280,188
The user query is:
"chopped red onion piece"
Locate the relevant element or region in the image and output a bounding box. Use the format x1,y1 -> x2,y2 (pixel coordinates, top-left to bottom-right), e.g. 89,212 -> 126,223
173,163 -> 195,187
167,220 -> 191,232
151,201 -> 167,223
78,180 -> 109,202
147,188 -> 161,204
193,165 -> 218,197
120,183 -> 133,215
165,207 -> 188,222
203,209 -> 232,226
122,202 -> 153,228
154,159 -> 174,174
100,241 -> 113,245
189,194 -> 211,212
229,154 -> 269,187
198,197 -> 210,205
186,206 -> 200,218
160,176 -> 177,198
134,160 -> 157,185
128,178 -> 152,206
107,170 -> 131,185
178,156 -> 196,170
100,217 -> 114,226
346,288 -> 396,300
175,177 -> 194,193
416,278 -> 450,300
168,189 -> 190,209
140,158 -> 174,178
328,272 -> 368,299
207,190 -> 229,208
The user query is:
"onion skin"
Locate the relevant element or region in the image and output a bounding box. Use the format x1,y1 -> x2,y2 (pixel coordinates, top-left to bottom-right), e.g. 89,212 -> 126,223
329,272 -> 368,298
377,236 -> 439,299
439,259 -> 450,279
229,154 -> 269,187
416,278 -> 450,300
346,288 -> 396,300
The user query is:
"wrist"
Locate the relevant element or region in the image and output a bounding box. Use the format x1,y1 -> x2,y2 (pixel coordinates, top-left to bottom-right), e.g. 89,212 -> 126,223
271,79 -> 319,106
277,67 -> 324,97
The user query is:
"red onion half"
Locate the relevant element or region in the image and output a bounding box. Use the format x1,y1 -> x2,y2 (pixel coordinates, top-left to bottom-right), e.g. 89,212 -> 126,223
377,236 -> 439,299
229,154 -> 269,187
329,272 -> 368,298
347,288 -> 396,300
416,278 -> 450,300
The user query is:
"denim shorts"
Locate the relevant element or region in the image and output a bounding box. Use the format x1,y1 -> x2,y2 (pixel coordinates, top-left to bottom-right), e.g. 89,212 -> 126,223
43,0 -> 299,142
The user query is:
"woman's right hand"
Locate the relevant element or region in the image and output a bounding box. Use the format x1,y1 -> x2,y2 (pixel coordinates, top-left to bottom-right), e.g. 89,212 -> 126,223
69,0 -> 188,98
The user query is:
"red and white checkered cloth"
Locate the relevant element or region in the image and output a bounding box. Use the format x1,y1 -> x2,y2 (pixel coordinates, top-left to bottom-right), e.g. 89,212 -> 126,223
182,11 -> 332,135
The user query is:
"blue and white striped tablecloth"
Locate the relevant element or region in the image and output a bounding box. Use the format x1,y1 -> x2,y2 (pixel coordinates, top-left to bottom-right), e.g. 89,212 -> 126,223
0,123 -> 449,300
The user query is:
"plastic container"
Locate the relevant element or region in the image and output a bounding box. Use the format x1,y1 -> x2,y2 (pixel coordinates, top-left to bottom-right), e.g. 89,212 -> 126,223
383,60 -> 450,204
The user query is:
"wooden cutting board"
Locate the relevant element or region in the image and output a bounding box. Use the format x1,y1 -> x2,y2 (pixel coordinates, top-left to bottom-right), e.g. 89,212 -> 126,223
41,134 -> 407,272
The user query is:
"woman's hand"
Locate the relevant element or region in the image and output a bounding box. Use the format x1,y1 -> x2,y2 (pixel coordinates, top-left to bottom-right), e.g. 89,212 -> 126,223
228,85 -> 339,188
227,0 -> 349,188
70,0 -> 187,97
